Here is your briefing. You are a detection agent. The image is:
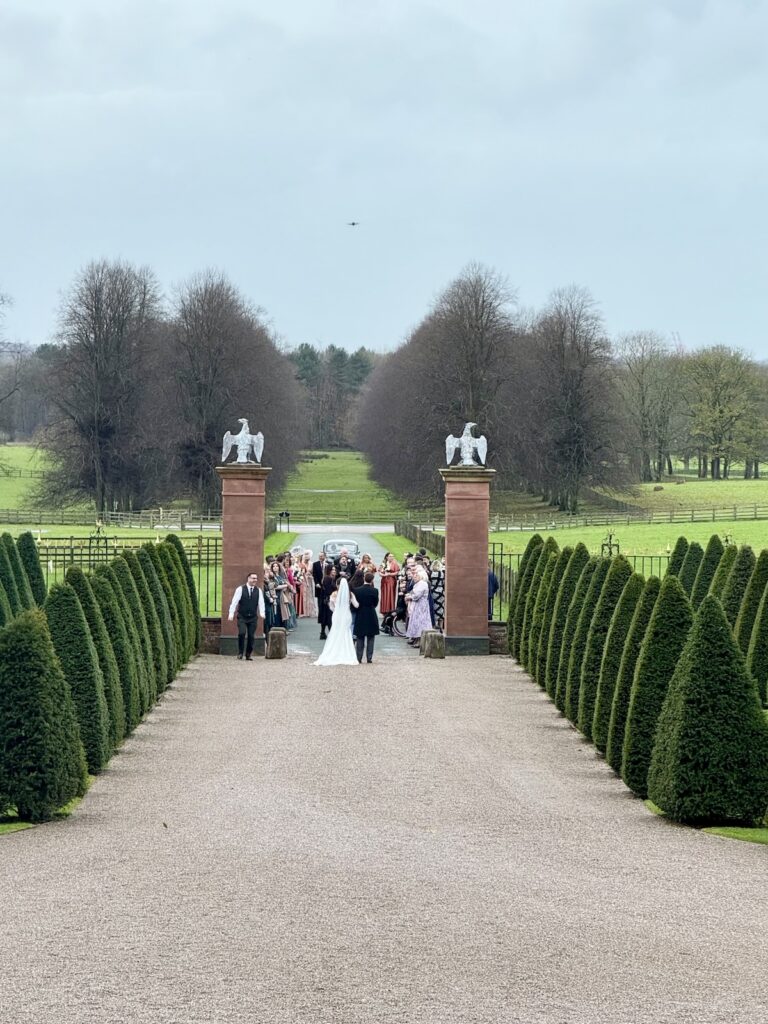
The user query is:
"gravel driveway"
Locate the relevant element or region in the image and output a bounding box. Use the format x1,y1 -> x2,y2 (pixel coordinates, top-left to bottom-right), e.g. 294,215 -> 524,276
1,654 -> 767,1023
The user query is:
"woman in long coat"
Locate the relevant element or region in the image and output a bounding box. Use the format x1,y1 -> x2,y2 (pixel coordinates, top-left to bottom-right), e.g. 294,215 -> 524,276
379,552 -> 399,615
405,567 -> 432,646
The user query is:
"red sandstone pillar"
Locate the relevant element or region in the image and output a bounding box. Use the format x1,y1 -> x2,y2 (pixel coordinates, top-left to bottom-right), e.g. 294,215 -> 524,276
215,464 -> 271,656
439,465 -> 495,655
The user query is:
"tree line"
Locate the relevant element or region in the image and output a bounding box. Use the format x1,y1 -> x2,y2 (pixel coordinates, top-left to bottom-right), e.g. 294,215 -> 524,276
358,264 -> 768,511
0,262 -> 374,512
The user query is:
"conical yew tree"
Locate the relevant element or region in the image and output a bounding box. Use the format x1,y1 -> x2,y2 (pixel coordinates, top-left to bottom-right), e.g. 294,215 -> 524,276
545,543 -> 590,700
690,534 -> 724,610
144,542 -> 184,670
0,610 -> 87,822
0,577 -> 13,628
720,545 -> 756,627
648,595 -> 768,826
677,541 -> 703,597
622,574 -> 693,798
592,572 -> 645,754
160,544 -> 193,662
65,566 -> 125,751
734,550 -> 768,654
605,576 -> 661,772
137,547 -> 177,682
577,555 -> 633,741
508,533 -> 543,644
90,574 -> 141,733
166,534 -> 202,652
95,564 -> 151,716
124,550 -> 169,695
521,538 -> 559,669
554,558 -> 598,713
526,551 -> 558,680
535,545 -> 573,688
667,537 -> 689,577
110,557 -> 157,704
709,544 -> 738,601
1,533 -> 35,610
747,585 -> 768,706
16,531 -> 47,605
44,582 -> 111,774
0,540 -> 22,616
564,558 -> 611,724
511,543 -> 544,660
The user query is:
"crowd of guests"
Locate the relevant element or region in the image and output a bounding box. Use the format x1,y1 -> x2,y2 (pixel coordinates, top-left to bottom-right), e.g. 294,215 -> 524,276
260,546 -> 446,648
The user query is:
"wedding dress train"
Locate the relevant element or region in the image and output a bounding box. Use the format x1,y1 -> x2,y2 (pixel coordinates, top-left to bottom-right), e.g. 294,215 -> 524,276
314,578 -> 359,666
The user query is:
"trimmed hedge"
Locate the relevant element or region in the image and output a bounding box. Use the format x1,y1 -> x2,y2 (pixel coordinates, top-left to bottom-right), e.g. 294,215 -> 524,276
1,533 -> 35,610
592,572 -> 645,754
535,546 -> 574,688
545,544 -> 590,700
110,557 -> 157,705
44,582 -> 111,774
137,547 -> 177,683
554,557 -> 598,713
667,536 -> 689,576
95,564 -> 151,716
0,574 -> 13,628
144,543 -> 184,671
124,550 -> 169,696
160,544 -> 194,663
166,534 -> 203,652
511,543 -> 544,661
16,531 -> 47,605
65,566 -> 125,751
621,574 -> 692,798
521,538 -> 559,669
747,584 -> 768,705
648,595 -> 768,826
508,533 -> 544,650
526,550 -> 558,679
0,540 -> 22,616
90,574 -> 141,733
690,534 -> 724,610
0,609 -> 87,822
564,558 -> 611,724
677,541 -> 703,597
720,545 -> 756,627
606,576 -> 661,773
734,549 -> 768,655
577,555 -> 633,741
709,544 -> 738,601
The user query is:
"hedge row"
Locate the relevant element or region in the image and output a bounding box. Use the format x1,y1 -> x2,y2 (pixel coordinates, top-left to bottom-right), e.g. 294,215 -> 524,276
511,531 -> 768,826
0,536 -> 200,822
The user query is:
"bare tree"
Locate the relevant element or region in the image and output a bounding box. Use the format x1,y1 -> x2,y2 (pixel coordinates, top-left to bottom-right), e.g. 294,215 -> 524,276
38,259 -> 162,511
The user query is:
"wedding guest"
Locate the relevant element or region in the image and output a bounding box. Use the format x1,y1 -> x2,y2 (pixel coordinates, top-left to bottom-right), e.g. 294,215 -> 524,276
335,548 -> 356,578
429,558 -> 445,631
318,563 -> 336,640
273,560 -> 294,632
282,555 -> 298,628
227,571 -> 265,660
352,572 -> 380,663
263,562 -> 280,634
488,561 -> 500,620
405,566 -> 432,647
302,552 -> 317,618
292,555 -> 306,617
378,551 -> 399,615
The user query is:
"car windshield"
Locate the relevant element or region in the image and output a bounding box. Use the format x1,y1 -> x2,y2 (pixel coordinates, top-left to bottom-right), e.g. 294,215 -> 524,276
323,540 -> 360,557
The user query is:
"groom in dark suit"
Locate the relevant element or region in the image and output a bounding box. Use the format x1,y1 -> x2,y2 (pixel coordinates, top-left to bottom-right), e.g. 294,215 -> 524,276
352,572 -> 379,663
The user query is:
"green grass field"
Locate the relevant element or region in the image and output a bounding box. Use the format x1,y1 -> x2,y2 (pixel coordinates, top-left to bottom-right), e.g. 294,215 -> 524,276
599,478 -> 768,512
370,533 -> 441,561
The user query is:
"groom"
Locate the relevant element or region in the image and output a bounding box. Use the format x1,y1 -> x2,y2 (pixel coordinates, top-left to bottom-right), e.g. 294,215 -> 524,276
352,572 -> 379,663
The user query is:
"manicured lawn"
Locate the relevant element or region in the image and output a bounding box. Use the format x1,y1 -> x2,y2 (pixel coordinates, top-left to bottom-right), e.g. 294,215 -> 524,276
703,827 -> 768,845
370,533 -> 441,561
597,477 -> 768,512
273,450 -> 436,520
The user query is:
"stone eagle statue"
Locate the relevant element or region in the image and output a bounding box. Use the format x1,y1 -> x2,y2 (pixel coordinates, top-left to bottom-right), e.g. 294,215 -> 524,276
221,418 -> 264,465
445,422 -> 488,467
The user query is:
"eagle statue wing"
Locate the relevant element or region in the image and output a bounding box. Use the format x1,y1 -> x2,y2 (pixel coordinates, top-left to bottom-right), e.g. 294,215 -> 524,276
252,431 -> 264,464
445,434 -> 459,465
476,435 -> 488,465
222,431 -> 234,463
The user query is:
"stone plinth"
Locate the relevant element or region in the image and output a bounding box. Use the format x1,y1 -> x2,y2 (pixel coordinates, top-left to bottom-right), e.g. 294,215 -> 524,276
439,465 -> 496,655
488,620 -> 509,655
215,464 -> 271,656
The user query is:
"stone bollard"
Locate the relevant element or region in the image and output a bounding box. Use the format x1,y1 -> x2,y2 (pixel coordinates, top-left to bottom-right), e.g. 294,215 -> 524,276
421,631 -> 445,659
265,628 -> 287,659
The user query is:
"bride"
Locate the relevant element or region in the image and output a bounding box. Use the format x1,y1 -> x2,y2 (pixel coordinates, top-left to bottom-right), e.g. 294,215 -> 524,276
314,577 -> 359,666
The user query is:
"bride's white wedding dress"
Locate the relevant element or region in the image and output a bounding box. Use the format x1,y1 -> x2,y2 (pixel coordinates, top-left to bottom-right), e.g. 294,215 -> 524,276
314,578 -> 359,666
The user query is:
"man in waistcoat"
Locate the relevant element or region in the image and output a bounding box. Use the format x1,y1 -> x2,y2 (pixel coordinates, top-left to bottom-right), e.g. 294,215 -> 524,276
228,571 -> 265,660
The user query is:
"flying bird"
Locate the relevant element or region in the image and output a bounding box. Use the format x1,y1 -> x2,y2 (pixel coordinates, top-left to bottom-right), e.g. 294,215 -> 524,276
347,221 -> 360,226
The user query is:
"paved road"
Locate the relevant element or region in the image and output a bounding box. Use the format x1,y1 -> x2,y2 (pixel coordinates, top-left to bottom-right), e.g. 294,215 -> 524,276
2,656 -> 768,1023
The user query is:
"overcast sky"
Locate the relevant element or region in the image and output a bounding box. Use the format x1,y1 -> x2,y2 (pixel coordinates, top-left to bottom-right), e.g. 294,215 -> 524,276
1,0 -> 766,356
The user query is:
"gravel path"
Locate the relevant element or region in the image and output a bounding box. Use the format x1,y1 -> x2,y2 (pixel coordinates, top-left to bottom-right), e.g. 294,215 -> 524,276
2,655 -> 768,1023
